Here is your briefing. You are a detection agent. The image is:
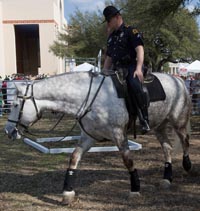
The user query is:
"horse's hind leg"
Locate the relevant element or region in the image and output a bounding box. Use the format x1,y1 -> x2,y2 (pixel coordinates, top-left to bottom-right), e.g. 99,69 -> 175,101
155,124 -> 173,187
62,133 -> 95,205
174,124 -> 192,172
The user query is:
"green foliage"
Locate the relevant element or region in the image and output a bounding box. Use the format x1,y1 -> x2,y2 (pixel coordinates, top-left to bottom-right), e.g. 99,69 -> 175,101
50,10 -> 107,58
120,0 -> 200,71
147,7 -> 200,71
50,0 -> 200,71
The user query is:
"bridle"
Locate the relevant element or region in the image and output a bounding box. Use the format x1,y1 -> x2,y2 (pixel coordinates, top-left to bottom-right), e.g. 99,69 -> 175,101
7,72 -> 106,140
8,82 -> 41,130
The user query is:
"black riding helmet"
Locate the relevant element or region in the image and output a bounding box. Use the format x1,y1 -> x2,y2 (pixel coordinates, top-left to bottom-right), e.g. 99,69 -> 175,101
102,6 -> 121,23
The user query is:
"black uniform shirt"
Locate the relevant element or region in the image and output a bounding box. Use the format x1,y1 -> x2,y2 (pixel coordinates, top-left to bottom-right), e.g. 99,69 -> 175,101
106,23 -> 144,67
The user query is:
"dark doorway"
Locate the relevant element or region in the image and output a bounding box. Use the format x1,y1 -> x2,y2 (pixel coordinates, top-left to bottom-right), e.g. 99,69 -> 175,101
14,24 -> 40,76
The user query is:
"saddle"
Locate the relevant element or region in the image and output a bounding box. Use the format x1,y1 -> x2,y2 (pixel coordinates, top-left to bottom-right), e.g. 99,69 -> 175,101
143,74 -> 166,102
111,73 -> 166,136
111,73 -> 166,103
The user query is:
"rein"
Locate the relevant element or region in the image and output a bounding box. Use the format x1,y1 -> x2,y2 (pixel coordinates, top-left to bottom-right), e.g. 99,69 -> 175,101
80,76 -> 105,119
40,73 -> 106,142
75,72 -> 94,120
77,75 -> 106,140
38,73 -> 98,143
8,73 -> 106,142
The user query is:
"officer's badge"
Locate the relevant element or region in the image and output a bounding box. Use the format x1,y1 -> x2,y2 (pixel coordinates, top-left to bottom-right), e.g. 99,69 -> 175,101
132,29 -> 138,34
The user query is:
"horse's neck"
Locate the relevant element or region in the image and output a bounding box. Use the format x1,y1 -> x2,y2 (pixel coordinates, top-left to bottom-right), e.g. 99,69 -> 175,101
33,73 -> 98,115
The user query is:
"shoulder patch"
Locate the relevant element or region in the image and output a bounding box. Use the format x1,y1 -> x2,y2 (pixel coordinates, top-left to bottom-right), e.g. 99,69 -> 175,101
132,29 -> 138,34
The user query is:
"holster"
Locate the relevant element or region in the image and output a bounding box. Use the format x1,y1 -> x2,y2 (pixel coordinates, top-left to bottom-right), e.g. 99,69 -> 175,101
114,67 -> 136,116
114,67 -> 128,84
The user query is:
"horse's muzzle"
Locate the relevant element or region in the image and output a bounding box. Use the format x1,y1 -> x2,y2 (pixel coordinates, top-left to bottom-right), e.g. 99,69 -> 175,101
5,125 -> 21,140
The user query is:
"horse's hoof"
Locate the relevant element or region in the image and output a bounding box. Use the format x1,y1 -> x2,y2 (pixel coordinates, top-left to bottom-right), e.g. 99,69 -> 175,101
129,191 -> 141,198
160,179 -> 171,189
62,190 -> 75,205
183,155 -> 192,172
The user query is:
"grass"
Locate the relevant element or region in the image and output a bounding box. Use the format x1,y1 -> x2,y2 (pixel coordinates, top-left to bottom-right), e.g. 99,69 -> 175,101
0,113 -> 200,211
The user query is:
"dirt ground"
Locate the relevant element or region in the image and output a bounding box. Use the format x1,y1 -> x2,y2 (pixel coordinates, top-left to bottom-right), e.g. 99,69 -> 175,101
0,115 -> 200,211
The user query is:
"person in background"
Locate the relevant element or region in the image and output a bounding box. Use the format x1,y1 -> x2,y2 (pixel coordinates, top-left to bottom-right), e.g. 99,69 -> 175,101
2,76 -> 10,113
102,5 -> 150,133
0,87 -> 3,116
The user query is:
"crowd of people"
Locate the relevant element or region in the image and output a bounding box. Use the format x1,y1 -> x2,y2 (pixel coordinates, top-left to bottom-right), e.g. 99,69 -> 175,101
0,73 -> 49,81
182,74 -> 200,95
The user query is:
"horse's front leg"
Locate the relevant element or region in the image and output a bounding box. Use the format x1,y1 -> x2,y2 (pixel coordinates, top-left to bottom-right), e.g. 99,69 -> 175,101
115,132 -> 140,196
121,148 -> 141,196
62,134 -> 95,205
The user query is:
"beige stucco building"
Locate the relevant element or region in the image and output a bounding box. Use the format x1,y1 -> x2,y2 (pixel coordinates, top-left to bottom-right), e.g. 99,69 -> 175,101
0,0 -> 67,78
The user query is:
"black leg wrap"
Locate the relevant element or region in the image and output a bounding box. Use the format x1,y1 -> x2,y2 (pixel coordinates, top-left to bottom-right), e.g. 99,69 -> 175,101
163,162 -> 172,182
63,169 -> 77,191
183,155 -> 192,172
129,169 -> 140,192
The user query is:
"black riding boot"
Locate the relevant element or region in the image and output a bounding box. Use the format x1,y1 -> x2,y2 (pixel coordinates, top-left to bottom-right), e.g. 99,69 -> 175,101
135,92 -> 150,133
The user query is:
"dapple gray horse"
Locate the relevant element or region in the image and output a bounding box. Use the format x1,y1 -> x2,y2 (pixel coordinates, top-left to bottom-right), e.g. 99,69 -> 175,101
5,72 -> 192,204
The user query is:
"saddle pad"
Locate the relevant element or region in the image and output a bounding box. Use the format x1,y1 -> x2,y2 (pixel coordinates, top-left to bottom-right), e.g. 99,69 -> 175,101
111,74 -> 166,102
144,74 -> 166,102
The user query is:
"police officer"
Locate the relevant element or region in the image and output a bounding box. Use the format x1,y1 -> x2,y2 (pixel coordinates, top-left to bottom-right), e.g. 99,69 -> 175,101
103,5 -> 150,133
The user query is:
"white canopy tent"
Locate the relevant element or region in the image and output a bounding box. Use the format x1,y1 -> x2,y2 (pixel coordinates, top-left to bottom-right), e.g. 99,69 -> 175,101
178,62 -> 189,75
187,60 -> 200,73
73,62 -> 98,72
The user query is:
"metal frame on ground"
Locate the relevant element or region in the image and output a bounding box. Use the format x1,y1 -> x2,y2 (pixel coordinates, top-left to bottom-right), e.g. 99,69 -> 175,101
24,136 -> 142,154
